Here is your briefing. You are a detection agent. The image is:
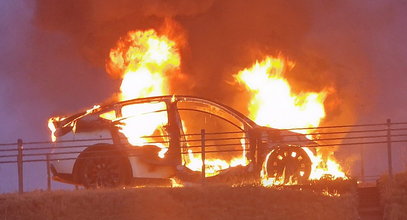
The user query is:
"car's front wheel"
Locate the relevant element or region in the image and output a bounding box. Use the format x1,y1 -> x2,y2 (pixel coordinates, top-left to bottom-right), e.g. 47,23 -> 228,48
80,150 -> 129,189
264,146 -> 312,185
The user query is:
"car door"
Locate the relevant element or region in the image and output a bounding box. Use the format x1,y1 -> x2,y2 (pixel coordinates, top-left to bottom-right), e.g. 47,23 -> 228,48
116,100 -> 177,178
175,99 -> 250,176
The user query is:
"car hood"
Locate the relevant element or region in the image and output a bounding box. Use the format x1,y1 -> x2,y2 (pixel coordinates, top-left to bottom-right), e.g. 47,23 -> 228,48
254,126 -> 317,147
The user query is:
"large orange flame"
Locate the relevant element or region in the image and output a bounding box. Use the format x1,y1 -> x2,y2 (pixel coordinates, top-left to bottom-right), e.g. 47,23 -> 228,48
235,57 -> 326,130
107,29 -> 247,173
235,56 -> 347,186
107,29 -> 180,157
107,29 -> 180,100
49,24 -> 349,187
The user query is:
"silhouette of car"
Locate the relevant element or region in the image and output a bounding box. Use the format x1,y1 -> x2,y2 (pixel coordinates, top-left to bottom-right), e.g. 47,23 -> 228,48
48,95 -> 315,188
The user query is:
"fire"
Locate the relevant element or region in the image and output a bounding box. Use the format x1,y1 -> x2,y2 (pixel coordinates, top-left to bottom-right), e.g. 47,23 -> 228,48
183,150 -> 249,177
170,178 -> 184,187
107,29 -> 247,172
106,29 -> 180,157
235,56 -> 347,186
107,29 -> 180,100
107,29 -> 346,185
304,148 -> 348,180
49,24 -> 349,188
48,117 -> 65,142
235,57 -> 326,130
178,124 -> 248,177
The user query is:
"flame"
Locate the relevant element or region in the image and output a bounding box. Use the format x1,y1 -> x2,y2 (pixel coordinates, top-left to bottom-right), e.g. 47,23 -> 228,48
235,56 -> 346,186
184,154 -> 249,177
108,28 -> 247,176
86,105 -> 101,114
107,29 -> 180,157
50,27 -> 346,187
170,178 -> 184,187
48,117 -> 65,142
180,128 -> 249,177
185,149 -> 231,177
108,29 -> 180,100
235,57 -> 326,130
304,148 -> 348,180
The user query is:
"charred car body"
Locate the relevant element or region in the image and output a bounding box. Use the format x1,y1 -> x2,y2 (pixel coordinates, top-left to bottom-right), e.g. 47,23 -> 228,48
49,95 -> 315,188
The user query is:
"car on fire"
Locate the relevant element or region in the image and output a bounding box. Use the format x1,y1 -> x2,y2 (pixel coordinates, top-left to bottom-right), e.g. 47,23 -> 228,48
48,95 -> 316,188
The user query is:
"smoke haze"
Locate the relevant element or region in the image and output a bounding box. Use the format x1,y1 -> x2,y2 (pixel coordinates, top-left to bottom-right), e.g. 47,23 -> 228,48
32,0 -> 405,125
0,0 -> 406,192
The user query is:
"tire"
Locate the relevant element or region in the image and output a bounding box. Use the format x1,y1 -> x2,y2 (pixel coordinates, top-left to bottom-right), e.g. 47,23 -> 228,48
265,146 -> 311,185
79,150 -> 130,189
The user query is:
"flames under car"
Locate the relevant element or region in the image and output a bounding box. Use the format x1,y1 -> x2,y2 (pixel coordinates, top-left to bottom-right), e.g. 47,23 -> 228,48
48,95 -> 316,188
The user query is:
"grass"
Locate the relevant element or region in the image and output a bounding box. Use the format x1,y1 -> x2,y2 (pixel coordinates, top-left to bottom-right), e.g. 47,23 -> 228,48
0,186 -> 358,220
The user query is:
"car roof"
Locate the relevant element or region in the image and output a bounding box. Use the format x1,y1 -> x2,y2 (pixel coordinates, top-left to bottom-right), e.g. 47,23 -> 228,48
58,95 -> 258,128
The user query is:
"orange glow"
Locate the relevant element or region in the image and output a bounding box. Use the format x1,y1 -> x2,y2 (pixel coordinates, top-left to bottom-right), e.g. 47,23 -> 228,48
186,149 -> 230,177
48,117 -> 65,142
170,178 -> 184,187
107,29 -> 180,158
108,29 -> 248,175
179,123 -> 249,176
304,148 -> 348,180
108,29 -> 180,101
235,56 -> 346,186
50,27 -> 347,187
235,57 -> 326,130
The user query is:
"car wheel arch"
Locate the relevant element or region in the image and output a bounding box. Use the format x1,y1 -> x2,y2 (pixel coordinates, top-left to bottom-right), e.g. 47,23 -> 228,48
72,143 -> 133,185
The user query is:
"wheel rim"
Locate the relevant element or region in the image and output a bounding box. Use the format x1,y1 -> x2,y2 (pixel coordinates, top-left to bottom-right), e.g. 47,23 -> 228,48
266,146 -> 311,184
82,156 -> 124,188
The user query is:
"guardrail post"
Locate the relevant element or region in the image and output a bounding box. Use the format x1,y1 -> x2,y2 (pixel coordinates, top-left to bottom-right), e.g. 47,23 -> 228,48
201,129 -> 206,185
360,144 -> 365,183
17,139 -> 23,194
387,119 -> 393,179
46,154 -> 51,191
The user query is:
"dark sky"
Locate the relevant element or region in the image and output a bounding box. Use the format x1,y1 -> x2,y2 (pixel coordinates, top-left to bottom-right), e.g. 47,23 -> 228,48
0,0 -> 406,192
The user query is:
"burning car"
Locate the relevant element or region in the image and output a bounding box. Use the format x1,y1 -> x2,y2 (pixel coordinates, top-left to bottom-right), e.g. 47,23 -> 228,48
48,95 -> 316,188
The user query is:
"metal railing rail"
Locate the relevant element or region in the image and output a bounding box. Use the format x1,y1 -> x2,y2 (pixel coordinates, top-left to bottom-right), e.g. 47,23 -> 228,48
0,119 -> 406,193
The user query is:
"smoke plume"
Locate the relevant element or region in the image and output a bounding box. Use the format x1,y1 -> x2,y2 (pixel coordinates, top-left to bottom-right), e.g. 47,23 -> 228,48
0,0 -> 404,192
33,0 -> 392,127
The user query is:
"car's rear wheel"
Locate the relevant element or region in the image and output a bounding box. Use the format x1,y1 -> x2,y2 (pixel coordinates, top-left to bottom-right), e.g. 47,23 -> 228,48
265,146 -> 312,185
80,151 -> 129,189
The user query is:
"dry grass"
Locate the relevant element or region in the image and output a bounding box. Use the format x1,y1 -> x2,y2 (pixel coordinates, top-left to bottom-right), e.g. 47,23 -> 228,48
0,186 -> 358,220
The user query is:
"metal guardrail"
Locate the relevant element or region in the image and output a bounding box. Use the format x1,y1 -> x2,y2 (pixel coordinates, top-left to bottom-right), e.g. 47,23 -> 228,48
0,119 -> 406,193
